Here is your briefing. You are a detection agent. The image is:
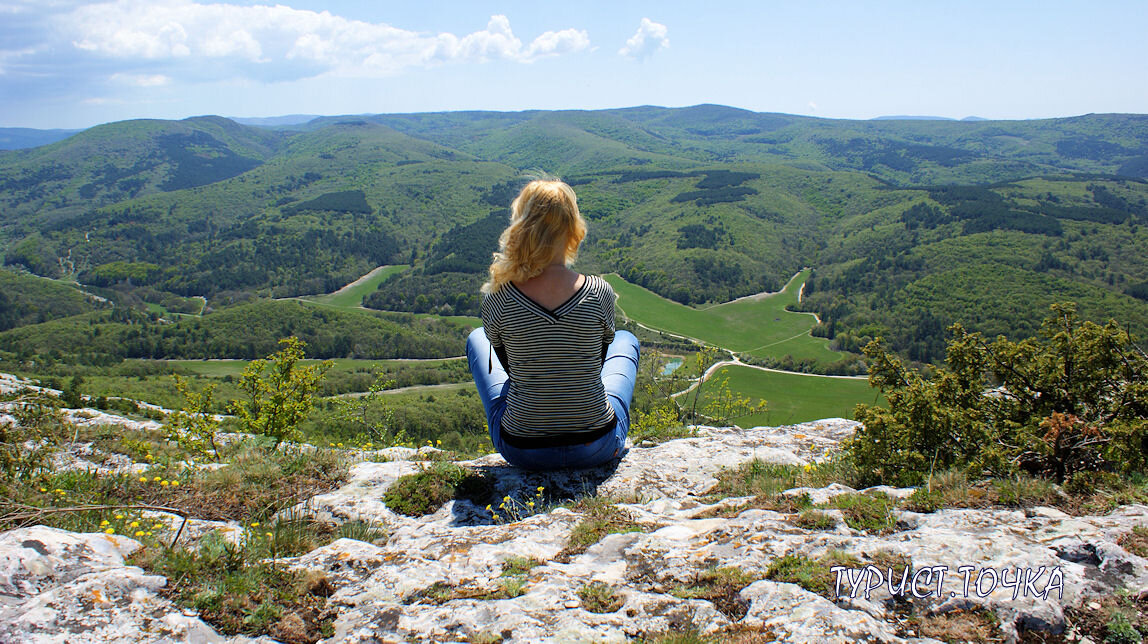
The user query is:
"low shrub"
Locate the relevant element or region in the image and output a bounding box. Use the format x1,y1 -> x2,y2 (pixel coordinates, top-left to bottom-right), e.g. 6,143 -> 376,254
383,462 -> 492,517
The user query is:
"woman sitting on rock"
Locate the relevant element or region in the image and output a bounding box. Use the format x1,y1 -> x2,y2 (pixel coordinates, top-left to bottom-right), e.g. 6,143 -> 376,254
466,179 -> 640,470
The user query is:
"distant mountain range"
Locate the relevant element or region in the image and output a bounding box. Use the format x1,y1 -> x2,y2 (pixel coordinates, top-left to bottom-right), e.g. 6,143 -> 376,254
230,114 -> 322,128
872,115 -> 988,122
1,104 -> 1146,364
0,127 -> 83,150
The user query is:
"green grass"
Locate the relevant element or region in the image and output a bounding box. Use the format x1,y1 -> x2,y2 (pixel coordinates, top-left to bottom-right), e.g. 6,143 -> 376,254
578,581 -> 624,613
682,364 -> 881,426
299,264 -> 408,310
164,357 -> 460,378
605,270 -> 844,364
415,312 -> 482,327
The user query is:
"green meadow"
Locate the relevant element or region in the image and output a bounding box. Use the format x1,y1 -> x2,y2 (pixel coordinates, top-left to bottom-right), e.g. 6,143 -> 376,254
683,364 -> 882,427
300,264 -> 408,311
164,357 -> 462,378
605,270 -> 844,364
294,266 -> 482,327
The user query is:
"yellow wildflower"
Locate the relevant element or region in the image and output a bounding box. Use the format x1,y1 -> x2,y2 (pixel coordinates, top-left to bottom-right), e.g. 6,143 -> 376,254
251,522 -> 260,527
265,532 -> 273,538
130,521 -> 140,528
115,514 -> 124,519
171,480 -> 179,487
139,477 -> 147,483
135,531 -> 145,537
146,532 -> 153,536
100,520 -> 110,527
336,442 -> 343,447
153,476 -> 161,482
527,501 -> 535,508
39,487 -> 47,492
105,528 -> 115,535
161,480 -> 169,487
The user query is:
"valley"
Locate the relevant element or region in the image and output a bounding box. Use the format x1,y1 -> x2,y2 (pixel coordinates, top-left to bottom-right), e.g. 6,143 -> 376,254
2,105 -> 1148,446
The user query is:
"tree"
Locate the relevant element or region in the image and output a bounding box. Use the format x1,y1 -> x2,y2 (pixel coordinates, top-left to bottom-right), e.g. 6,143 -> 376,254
228,337 -> 332,449
62,375 -> 85,409
331,374 -> 403,446
166,375 -> 222,460
849,304 -> 1148,486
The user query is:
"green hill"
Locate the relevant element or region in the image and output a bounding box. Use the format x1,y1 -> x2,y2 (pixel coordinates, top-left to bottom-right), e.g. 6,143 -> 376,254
0,269 -> 107,331
2,106 -> 1147,366
0,299 -> 469,362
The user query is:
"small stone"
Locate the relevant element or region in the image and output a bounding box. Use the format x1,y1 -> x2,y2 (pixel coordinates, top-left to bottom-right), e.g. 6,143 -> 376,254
1086,601 -> 1101,611
564,600 -> 580,609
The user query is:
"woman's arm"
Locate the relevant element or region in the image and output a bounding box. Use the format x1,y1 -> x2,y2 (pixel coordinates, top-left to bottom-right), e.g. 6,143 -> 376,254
480,293 -> 509,376
601,280 -> 617,365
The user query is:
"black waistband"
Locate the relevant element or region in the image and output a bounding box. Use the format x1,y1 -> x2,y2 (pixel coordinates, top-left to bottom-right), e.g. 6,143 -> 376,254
500,418 -> 617,450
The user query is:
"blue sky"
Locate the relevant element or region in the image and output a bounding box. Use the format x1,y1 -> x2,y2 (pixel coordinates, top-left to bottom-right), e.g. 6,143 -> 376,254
1,0 -> 1145,129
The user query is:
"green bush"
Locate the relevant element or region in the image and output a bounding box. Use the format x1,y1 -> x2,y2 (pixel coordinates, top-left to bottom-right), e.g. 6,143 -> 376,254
849,304 -> 1148,486
382,462 -> 492,517
228,337 -> 331,449
0,392 -> 67,482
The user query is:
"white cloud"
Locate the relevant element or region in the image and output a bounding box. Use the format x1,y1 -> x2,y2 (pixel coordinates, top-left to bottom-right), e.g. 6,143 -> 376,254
618,18 -> 668,60
61,2 -> 590,82
111,72 -> 171,86
0,46 -> 36,74
808,101 -> 818,111
525,28 -> 592,59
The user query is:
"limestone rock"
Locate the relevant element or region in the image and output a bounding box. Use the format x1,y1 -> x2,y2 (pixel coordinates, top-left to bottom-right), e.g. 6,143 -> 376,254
0,526 -> 258,643
3,418 -> 1146,643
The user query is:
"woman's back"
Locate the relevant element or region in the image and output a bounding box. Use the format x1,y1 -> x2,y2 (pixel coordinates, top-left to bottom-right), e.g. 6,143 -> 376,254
467,178 -> 639,470
480,274 -> 616,441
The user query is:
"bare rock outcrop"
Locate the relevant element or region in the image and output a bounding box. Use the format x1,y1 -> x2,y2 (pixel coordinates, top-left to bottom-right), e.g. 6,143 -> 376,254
1,418 -> 1145,642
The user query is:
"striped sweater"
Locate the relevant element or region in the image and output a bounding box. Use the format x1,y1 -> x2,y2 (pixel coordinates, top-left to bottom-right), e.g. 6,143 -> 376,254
480,274 -> 617,441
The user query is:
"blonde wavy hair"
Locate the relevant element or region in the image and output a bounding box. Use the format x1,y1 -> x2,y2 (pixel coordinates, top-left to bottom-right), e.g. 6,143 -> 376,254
482,180 -> 587,294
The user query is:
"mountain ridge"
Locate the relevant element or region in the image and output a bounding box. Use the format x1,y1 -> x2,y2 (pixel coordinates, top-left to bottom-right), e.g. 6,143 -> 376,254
2,105 -> 1147,365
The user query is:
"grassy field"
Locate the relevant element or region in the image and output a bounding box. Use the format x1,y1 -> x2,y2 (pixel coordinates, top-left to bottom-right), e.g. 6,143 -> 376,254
12,357 -> 472,412
605,270 -> 845,364
300,264 -> 408,311
683,364 -> 881,426
164,357 -> 462,378
292,265 -> 481,328
417,312 -> 482,327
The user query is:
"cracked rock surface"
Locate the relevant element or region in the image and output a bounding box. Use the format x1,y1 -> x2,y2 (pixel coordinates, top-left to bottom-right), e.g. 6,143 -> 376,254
2,418 -> 1146,643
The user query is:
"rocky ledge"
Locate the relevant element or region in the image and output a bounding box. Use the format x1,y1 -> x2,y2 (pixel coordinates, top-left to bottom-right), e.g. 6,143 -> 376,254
2,418 -> 1146,643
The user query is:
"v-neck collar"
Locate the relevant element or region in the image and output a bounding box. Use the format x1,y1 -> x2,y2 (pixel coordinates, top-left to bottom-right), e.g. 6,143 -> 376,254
507,277 -> 589,322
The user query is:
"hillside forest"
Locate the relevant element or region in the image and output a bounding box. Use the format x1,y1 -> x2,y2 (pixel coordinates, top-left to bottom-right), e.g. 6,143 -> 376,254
1,105 -> 1147,420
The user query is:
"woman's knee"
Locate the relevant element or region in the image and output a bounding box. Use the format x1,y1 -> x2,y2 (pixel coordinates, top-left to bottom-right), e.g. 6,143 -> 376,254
607,331 -> 640,363
466,327 -> 487,355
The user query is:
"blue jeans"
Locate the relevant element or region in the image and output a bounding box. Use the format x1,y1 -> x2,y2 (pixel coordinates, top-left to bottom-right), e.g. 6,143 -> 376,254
466,328 -> 640,470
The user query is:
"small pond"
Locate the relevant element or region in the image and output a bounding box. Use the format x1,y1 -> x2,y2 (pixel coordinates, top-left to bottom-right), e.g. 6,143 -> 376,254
660,358 -> 684,376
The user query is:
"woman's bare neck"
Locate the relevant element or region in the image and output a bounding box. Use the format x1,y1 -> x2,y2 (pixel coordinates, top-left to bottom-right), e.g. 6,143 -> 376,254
514,265 -> 585,311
